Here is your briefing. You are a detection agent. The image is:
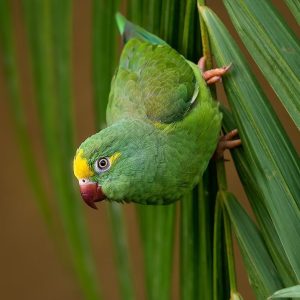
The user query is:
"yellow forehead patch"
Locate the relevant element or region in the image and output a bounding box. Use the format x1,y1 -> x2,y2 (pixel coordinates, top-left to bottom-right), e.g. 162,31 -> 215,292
73,149 -> 94,179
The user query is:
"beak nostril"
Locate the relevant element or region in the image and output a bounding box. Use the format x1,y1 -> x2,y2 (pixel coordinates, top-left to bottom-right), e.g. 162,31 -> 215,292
79,178 -> 90,185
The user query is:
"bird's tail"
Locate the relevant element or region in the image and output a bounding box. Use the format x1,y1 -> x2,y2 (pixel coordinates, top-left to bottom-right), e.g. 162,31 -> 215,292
115,12 -> 165,45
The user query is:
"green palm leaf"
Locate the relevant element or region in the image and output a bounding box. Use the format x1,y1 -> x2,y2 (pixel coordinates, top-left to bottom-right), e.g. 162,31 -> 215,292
224,0 -> 300,129
221,107 -> 297,287
200,6 -> 300,281
222,191 -> 283,300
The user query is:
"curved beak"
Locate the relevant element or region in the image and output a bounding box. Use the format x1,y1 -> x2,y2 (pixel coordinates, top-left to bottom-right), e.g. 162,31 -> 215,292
79,180 -> 106,209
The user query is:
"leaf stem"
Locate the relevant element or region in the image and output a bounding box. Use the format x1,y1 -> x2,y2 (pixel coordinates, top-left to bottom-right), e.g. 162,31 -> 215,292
212,196 -> 222,300
216,159 -> 228,191
198,4 -> 238,298
223,207 -> 237,293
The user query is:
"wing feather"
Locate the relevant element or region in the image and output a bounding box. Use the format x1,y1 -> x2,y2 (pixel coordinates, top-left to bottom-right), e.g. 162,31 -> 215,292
106,38 -> 198,125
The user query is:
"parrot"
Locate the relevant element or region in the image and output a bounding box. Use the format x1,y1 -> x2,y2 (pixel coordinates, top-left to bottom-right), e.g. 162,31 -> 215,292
73,13 -> 241,209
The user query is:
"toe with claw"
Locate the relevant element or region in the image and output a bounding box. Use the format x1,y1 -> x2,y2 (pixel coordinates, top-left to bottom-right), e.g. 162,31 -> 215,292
214,129 -> 241,160
198,56 -> 232,85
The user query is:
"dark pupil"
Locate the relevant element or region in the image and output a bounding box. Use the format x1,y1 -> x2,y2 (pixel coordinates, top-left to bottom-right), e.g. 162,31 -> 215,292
99,159 -> 107,168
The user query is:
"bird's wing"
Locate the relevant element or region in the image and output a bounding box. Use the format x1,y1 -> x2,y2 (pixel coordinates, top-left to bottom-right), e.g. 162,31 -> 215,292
106,38 -> 198,125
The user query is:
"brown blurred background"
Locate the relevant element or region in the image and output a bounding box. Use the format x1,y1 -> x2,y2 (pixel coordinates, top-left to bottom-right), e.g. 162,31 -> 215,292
0,1 -> 299,299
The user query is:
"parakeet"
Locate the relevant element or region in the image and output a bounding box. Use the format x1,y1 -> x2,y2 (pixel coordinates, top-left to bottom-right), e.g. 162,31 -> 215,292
73,14 -> 235,209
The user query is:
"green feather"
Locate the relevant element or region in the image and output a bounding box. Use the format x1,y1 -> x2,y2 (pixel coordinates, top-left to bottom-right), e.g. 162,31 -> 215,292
106,38 -> 197,124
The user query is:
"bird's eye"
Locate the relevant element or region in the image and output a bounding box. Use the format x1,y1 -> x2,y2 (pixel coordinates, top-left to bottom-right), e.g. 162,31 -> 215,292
95,157 -> 110,173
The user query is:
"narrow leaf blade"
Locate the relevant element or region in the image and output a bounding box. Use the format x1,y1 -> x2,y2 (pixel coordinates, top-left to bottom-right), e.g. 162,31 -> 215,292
269,285 -> 300,299
222,192 -> 283,299
283,0 -> 300,24
224,0 -> 300,128
221,107 -> 298,286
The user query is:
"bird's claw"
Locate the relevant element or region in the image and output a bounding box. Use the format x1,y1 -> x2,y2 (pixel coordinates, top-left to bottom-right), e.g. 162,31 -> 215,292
214,129 -> 241,160
198,56 -> 232,85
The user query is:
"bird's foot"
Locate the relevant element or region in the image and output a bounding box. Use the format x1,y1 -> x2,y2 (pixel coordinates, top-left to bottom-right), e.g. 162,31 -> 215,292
198,56 -> 232,85
214,129 -> 241,160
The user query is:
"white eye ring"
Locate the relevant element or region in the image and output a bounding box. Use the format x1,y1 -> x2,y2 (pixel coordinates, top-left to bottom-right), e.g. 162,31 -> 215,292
94,157 -> 110,173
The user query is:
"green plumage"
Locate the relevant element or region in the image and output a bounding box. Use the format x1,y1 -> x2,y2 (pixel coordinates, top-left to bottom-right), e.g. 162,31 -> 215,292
75,14 -> 222,205
107,38 -> 196,124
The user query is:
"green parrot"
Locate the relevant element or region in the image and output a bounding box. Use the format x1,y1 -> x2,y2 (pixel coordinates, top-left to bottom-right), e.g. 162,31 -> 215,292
73,14 -> 239,208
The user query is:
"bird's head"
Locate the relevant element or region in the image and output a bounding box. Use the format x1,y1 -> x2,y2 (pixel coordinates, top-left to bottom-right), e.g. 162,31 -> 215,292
73,119 -> 162,208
